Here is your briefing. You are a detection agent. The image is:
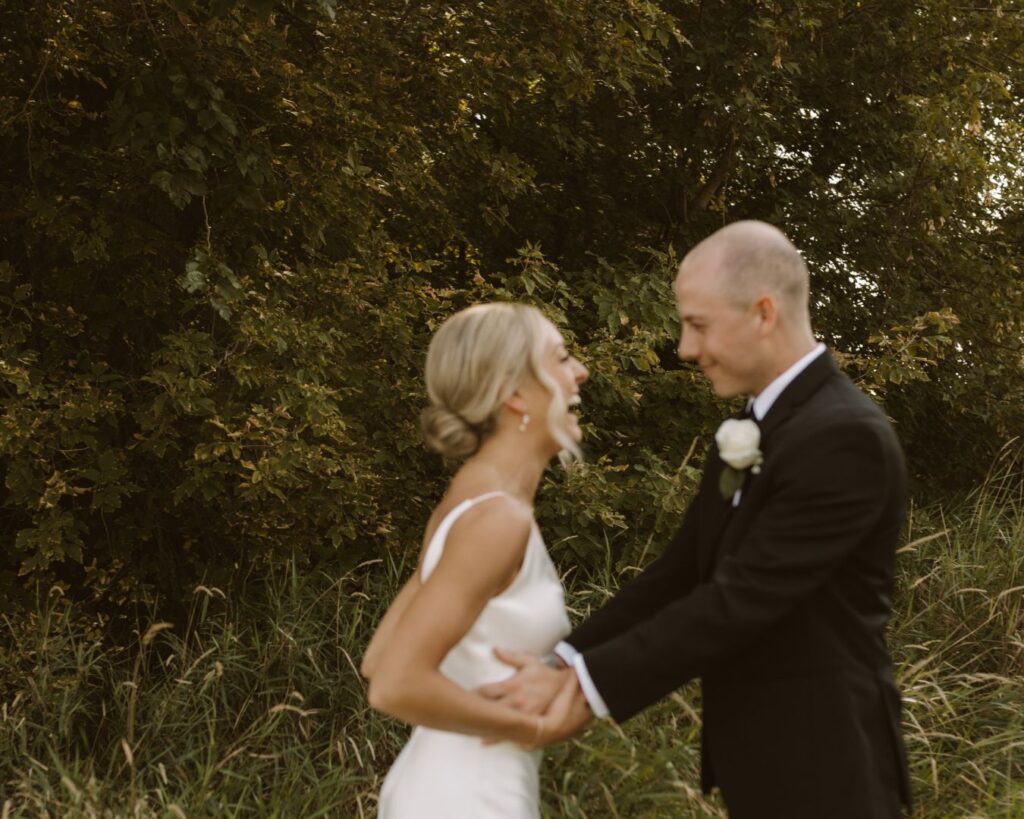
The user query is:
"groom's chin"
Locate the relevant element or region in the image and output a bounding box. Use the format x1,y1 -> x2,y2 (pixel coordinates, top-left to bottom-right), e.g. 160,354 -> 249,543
708,380 -> 738,399
702,368 -> 736,399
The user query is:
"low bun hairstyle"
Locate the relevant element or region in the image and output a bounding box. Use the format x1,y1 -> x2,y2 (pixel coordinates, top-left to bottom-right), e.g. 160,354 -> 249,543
421,302 -> 579,461
420,404 -> 489,460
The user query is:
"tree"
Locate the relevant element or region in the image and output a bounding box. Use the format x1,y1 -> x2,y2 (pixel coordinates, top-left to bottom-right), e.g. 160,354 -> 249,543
1,0 -> 1021,611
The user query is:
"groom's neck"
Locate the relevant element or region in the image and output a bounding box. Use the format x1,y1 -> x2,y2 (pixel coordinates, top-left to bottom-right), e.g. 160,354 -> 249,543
751,334 -> 818,397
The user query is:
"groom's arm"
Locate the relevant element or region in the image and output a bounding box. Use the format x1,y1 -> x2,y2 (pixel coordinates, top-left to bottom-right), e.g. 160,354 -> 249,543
565,473 -> 709,654
479,469 -> 711,718
550,481 -> 708,720
481,512 -> 705,721
581,417 -> 903,722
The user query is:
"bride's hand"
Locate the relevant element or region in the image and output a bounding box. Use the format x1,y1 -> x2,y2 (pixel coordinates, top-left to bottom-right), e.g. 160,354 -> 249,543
477,648 -> 566,714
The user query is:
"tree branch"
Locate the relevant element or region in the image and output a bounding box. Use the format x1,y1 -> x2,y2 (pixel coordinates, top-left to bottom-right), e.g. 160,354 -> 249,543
692,130 -> 739,212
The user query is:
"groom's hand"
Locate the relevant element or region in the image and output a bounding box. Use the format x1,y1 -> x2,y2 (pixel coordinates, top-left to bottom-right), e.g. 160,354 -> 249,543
534,671 -> 592,747
477,648 -> 567,715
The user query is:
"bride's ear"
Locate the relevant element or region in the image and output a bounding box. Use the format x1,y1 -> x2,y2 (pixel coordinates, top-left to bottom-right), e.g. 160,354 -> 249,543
502,389 -> 530,422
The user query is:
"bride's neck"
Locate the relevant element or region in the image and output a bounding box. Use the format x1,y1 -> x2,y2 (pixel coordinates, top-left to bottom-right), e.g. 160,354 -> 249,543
466,437 -> 549,506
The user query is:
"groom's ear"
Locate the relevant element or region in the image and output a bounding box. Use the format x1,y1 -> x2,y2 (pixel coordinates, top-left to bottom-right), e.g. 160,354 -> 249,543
755,295 -> 778,335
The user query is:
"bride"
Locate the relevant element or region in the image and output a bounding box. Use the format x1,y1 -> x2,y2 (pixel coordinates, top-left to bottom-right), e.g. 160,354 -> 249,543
361,302 -> 591,818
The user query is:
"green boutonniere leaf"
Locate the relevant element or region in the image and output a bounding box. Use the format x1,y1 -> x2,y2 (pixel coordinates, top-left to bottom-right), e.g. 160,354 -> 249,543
718,465 -> 744,500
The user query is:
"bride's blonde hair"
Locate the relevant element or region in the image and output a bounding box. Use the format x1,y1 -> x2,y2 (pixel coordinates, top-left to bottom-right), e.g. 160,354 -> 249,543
422,303 -> 580,461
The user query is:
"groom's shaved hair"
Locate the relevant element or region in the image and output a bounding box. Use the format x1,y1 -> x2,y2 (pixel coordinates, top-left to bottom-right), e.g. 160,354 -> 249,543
682,220 -> 811,325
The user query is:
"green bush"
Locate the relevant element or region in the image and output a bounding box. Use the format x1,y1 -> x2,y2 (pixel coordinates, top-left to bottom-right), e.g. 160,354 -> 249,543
1,0 -> 1021,610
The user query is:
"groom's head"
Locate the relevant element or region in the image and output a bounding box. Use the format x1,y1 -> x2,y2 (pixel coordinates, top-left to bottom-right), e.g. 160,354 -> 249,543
674,221 -> 815,399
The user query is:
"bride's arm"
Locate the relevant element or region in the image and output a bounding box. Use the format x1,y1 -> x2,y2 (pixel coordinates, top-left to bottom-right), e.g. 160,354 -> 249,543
366,498 -> 545,744
361,574 -> 419,679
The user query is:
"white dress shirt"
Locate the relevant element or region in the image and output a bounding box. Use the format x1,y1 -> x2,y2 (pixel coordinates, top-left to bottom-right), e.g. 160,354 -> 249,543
558,342 -> 828,718
749,342 -> 826,421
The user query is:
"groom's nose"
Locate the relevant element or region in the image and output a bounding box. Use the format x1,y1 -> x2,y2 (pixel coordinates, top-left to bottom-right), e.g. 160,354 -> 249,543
677,330 -> 697,362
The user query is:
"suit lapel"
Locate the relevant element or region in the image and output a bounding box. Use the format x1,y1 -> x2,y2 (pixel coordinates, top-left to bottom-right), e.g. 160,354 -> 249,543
703,350 -> 840,571
698,442 -> 733,579
757,349 -> 838,442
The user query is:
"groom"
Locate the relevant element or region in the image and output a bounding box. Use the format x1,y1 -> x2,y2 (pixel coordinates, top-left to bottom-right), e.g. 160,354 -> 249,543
483,221 -> 912,817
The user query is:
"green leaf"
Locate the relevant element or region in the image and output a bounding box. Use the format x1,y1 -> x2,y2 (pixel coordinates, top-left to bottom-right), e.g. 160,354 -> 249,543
718,466 -> 743,501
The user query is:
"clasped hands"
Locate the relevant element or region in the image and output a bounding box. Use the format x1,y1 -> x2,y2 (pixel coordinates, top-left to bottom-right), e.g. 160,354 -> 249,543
477,648 -> 593,748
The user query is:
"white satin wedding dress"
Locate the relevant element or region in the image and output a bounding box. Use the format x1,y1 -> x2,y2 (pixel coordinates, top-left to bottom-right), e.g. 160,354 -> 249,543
378,492 -> 571,818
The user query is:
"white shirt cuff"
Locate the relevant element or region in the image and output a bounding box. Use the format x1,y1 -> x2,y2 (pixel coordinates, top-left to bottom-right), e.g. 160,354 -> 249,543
553,641 -> 578,666
554,641 -> 610,718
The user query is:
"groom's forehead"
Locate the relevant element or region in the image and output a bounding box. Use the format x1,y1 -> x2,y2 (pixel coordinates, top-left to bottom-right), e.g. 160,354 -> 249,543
676,252 -> 725,292
675,273 -> 723,313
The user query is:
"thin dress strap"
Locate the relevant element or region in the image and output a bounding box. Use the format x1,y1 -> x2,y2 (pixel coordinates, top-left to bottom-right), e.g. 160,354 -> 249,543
420,492 -> 511,582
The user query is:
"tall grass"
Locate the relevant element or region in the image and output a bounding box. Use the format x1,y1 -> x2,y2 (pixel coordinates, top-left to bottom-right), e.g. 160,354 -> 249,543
889,444 -> 1024,816
0,557 -> 405,817
2,448 -> 1022,817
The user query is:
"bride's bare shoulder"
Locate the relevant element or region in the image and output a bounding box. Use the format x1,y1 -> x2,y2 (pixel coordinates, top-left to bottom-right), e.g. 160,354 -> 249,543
408,481 -> 530,598
422,470 -> 532,554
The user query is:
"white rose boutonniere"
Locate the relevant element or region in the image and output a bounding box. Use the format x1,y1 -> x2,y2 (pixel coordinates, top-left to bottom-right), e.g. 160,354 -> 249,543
715,418 -> 763,500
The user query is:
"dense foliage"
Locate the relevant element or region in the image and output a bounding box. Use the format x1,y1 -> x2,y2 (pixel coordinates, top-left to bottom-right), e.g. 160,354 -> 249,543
1,0 -> 1022,609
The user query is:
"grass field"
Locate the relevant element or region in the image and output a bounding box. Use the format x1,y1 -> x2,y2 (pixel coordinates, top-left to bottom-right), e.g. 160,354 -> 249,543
2,449 -> 1022,817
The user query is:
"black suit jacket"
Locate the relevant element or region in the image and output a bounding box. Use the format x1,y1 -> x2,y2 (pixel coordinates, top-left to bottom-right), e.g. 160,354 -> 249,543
568,351 -> 912,818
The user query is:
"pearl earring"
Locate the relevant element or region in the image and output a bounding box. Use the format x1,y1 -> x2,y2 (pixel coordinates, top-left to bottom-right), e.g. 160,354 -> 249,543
518,414 -> 530,433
